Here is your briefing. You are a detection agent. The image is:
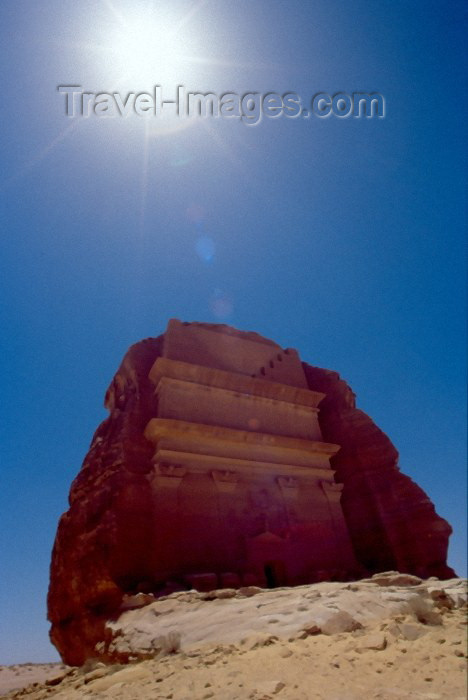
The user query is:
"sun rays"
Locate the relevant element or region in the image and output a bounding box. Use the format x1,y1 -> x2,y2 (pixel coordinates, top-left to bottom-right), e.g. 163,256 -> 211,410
3,0 -> 254,233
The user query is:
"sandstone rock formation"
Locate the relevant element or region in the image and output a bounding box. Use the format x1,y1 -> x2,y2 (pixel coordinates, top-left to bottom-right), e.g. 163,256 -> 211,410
47,320 -> 455,665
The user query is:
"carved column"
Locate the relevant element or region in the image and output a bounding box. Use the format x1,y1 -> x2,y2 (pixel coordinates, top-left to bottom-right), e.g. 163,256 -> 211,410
321,480 -> 358,573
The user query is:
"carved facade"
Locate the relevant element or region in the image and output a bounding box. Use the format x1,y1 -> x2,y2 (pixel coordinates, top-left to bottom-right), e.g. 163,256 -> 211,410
141,320 -> 359,588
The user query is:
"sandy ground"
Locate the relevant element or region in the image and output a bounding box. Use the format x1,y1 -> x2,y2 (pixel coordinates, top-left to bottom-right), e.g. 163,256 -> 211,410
0,665 -> 67,697
1,607 -> 466,700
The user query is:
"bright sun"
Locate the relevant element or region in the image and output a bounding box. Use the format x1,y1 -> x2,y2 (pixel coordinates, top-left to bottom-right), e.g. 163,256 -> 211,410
98,2 -> 203,87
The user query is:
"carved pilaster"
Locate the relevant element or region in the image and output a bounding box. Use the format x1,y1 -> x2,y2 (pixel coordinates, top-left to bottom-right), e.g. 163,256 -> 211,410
149,461 -> 187,489
320,480 -> 343,501
211,469 -> 238,493
277,476 -> 299,499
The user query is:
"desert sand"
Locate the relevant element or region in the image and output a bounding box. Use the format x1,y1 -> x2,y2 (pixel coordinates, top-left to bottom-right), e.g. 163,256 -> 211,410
2,575 -> 466,700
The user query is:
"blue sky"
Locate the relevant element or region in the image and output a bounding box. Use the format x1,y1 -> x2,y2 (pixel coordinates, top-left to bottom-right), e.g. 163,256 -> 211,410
0,0 -> 466,664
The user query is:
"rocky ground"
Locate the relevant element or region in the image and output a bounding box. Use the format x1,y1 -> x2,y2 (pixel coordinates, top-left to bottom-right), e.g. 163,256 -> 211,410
2,574 -> 466,700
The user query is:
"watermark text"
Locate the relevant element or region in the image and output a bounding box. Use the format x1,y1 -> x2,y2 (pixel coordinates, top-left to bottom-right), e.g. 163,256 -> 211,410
58,85 -> 385,124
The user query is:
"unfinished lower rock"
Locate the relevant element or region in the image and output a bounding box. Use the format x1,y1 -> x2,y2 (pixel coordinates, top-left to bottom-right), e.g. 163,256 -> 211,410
47,320 -> 455,665
100,575 -> 466,662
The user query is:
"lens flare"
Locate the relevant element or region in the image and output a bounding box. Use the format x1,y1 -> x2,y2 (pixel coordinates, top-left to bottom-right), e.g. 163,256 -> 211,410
210,290 -> 233,319
195,236 -> 215,262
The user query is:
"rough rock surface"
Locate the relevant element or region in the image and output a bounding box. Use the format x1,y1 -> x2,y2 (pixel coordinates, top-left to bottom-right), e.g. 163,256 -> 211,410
48,337 -> 164,666
47,323 -> 455,666
10,577 -> 468,700
302,365 -> 454,578
100,575 -> 467,661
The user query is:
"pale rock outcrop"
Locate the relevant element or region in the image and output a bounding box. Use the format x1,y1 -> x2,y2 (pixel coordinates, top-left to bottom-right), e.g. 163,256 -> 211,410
100,576 -> 466,662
